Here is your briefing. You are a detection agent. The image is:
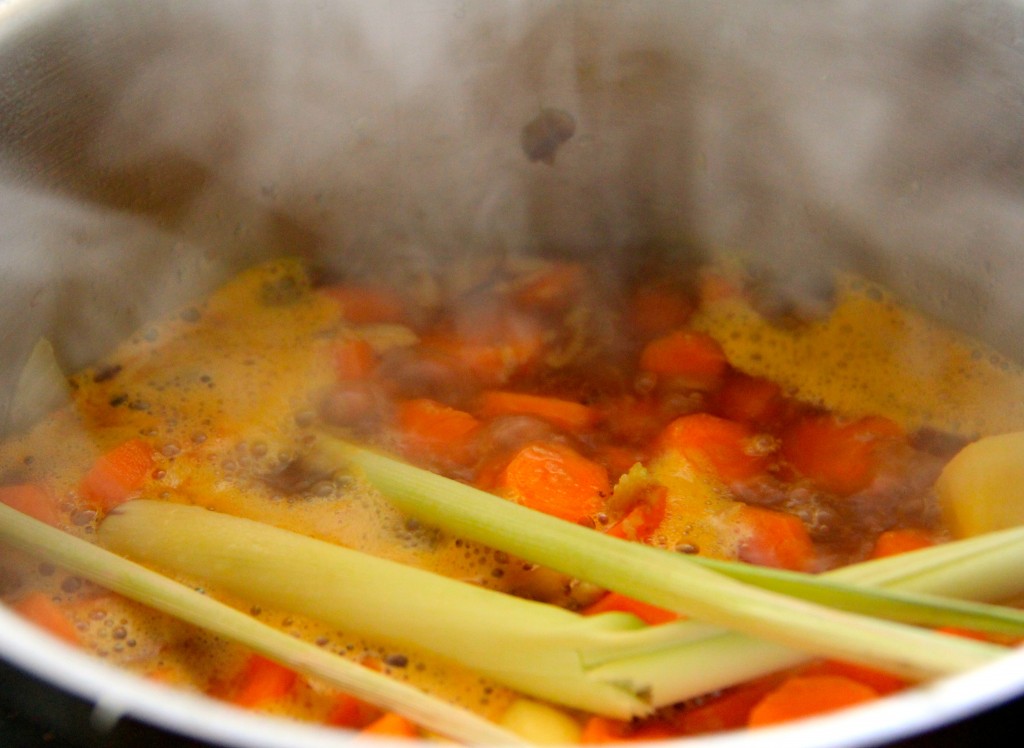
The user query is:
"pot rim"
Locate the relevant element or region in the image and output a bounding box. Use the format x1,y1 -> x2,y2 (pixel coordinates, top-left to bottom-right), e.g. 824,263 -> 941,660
1,601 -> 1022,748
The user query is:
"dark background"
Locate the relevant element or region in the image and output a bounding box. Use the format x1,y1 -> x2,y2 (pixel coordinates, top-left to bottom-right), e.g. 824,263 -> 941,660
0,657 -> 1016,747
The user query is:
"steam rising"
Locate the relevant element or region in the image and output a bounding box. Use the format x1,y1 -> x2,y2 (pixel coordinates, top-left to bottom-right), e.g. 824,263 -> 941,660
4,0 -> 1024,427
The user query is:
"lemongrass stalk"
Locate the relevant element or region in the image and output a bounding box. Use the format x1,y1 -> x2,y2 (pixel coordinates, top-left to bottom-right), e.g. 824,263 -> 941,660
315,438 -> 1003,681
697,550 -> 1024,635
0,503 -> 525,746
98,500 -> 655,717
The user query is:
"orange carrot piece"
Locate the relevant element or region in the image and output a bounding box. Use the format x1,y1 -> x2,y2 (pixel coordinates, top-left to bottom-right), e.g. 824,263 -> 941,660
359,712 -> 419,738
11,592 -> 80,646
600,395 -> 663,444
638,330 -> 728,388
580,716 -> 628,744
673,676 -> 782,735
799,660 -> 907,697
231,655 -> 298,709
628,285 -> 693,337
396,398 -> 481,464
513,261 -> 584,312
328,693 -> 383,729
419,332 -> 542,386
497,442 -> 610,523
735,505 -> 816,572
580,716 -> 676,743
747,675 -> 880,727
477,390 -> 600,433
869,528 -> 935,559
0,484 -> 61,526
655,413 -> 769,482
582,591 -> 680,626
323,285 -> 407,324
79,439 -> 155,511
333,338 -> 377,381
714,372 -> 785,427
781,414 -> 903,496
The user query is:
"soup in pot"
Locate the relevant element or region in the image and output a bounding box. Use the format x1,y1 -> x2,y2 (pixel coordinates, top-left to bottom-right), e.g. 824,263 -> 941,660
1,252 -> 1022,741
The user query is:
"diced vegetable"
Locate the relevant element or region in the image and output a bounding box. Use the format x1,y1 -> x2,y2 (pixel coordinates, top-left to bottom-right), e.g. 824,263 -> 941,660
870,529 -> 935,559
638,330 -> 728,388
360,712 -> 419,738
935,430 -> 1024,537
477,391 -> 600,433
781,414 -> 902,495
79,439 -> 155,511
500,699 -> 582,744
746,675 -> 880,727
396,398 -> 480,465
655,413 -> 769,482
496,442 -> 610,523
0,484 -> 61,527
231,654 -> 298,708
328,693 -> 384,729
11,592 -> 80,647
582,592 -> 680,626
713,372 -> 786,427
735,505 -> 816,572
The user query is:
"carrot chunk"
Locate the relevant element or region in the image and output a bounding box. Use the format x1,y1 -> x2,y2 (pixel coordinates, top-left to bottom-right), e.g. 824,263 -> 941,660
327,693 -> 383,729
497,442 -> 609,523
747,675 -> 880,727
79,439 -> 155,511
323,285 -> 407,324
869,528 -> 935,559
396,398 -> 480,464
11,592 -> 80,646
799,660 -> 907,696
655,413 -> 769,482
735,505 -> 816,572
714,372 -> 785,427
359,712 -> 419,738
638,330 -> 728,388
672,676 -> 782,735
581,716 -> 675,743
781,414 -> 903,495
582,591 -> 680,626
477,390 -> 600,433
230,655 -> 298,709
0,484 -> 61,526
333,338 -> 378,381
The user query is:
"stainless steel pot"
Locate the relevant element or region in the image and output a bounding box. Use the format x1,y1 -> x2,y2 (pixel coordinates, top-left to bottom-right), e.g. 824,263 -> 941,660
2,0 -> 1024,745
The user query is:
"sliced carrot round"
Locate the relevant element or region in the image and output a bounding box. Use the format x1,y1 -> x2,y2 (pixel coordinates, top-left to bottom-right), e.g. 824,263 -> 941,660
498,442 -> 609,523
655,413 -> 769,482
639,330 -> 728,389
747,675 -> 879,727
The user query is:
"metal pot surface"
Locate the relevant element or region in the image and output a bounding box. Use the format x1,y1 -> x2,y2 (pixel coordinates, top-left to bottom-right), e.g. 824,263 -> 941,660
2,0 -> 1024,745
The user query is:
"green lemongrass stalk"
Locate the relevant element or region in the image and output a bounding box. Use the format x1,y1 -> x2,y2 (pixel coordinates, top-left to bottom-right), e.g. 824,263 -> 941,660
94,499 -> 1020,717
697,550 -> 1024,636
98,500 -> 664,718
315,438 -> 1005,682
0,504 -> 525,746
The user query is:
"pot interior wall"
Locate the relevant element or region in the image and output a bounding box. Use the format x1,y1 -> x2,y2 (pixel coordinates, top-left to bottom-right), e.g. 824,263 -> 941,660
4,0 -> 1024,423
